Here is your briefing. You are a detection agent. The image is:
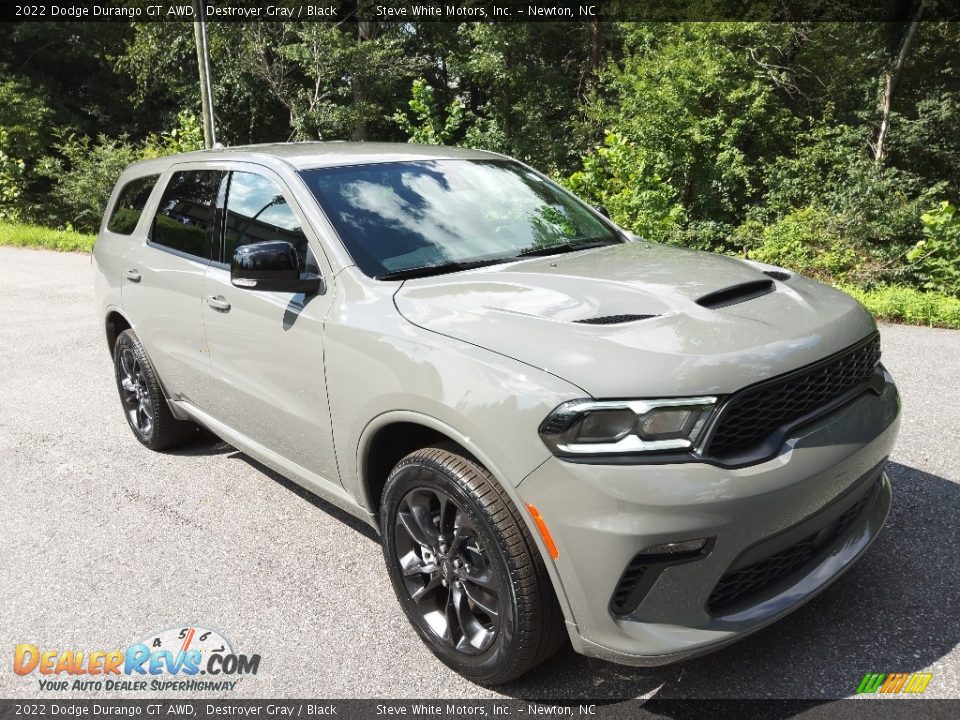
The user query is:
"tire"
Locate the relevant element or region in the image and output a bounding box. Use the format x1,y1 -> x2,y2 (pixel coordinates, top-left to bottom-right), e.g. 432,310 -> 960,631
112,329 -> 195,451
380,446 -> 566,685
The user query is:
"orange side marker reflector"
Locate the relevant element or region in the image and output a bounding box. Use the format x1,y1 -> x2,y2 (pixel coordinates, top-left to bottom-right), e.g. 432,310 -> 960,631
526,503 -> 559,559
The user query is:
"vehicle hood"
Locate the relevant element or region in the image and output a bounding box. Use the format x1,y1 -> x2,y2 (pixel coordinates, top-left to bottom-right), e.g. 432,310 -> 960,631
393,242 -> 877,398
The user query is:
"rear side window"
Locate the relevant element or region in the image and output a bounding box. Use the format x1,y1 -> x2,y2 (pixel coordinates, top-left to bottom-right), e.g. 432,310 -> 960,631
107,175 -> 159,234
222,171 -> 309,267
151,170 -> 223,259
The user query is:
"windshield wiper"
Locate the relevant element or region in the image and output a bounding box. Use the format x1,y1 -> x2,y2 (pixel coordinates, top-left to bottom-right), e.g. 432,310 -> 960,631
375,256 -> 516,281
517,239 -> 619,257
375,239 -> 620,280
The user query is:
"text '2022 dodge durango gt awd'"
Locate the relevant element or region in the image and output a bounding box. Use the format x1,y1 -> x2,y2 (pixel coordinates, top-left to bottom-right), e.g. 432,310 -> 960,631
93,142 -> 900,684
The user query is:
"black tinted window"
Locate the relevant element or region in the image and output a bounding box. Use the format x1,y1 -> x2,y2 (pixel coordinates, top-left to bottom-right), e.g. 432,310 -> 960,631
152,170 -> 222,259
107,175 -> 158,234
222,171 -> 308,267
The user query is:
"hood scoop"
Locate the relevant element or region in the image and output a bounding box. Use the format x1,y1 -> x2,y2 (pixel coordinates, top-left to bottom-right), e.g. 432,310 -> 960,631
574,314 -> 658,325
696,280 -> 775,309
763,270 -> 791,281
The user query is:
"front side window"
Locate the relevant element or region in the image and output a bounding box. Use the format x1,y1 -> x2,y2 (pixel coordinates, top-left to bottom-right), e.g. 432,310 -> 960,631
151,170 -> 223,259
298,159 -> 621,278
222,171 -> 309,268
107,175 -> 159,235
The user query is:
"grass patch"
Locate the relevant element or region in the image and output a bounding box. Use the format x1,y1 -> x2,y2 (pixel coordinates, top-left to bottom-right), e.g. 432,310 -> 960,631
0,220 -> 97,253
840,284 -> 960,330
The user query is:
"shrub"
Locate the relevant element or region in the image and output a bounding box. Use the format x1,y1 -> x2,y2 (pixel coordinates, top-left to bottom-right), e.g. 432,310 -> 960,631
840,283 -> 960,329
663,221 -> 739,253
0,128 -> 26,220
36,111 -> 204,232
37,134 -> 140,232
744,207 -> 879,286
0,74 -> 55,220
906,201 -> 960,297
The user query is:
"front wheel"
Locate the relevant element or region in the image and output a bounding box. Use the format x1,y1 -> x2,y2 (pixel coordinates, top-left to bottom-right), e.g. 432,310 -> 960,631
380,447 -> 565,684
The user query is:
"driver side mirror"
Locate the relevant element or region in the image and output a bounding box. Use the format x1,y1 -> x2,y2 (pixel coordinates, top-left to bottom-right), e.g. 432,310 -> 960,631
231,240 -> 322,294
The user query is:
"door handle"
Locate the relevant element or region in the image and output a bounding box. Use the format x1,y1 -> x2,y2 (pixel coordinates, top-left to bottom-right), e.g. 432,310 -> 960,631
206,295 -> 231,312
123,269 -> 142,283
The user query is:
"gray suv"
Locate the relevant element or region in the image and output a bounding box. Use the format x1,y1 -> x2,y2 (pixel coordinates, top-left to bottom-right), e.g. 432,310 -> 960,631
93,142 -> 900,684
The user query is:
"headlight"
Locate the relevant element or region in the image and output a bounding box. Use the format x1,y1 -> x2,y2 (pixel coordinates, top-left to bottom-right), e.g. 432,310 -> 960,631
538,397 -> 718,456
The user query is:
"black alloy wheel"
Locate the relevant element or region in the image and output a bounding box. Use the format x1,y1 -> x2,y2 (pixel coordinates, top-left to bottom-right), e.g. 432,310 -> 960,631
118,345 -> 154,438
394,485 -> 503,654
381,446 -> 565,685
112,329 -> 195,450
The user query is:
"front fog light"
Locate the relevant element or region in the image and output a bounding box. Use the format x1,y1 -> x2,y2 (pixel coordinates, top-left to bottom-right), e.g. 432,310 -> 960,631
640,538 -> 709,556
539,397 -> 717,456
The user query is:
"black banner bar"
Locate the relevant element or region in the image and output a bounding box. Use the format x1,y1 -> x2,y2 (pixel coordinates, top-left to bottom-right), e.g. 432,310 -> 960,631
0,699 -> 958,720
1,0 -> 957,24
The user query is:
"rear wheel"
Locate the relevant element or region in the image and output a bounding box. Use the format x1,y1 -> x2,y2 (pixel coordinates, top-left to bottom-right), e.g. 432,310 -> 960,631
113,329 -> 195,450
380,446 -> 565,685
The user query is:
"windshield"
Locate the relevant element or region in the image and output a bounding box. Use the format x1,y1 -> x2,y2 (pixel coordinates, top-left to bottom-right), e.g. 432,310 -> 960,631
298,159 -> 621,278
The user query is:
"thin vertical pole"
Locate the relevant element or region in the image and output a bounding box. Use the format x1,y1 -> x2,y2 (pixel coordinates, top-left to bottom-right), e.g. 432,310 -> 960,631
193,0 -> 217,148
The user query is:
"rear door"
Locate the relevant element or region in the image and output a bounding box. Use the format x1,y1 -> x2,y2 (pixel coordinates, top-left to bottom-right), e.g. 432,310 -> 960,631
197,164 -> 340,484
95,172 -> 162,331
121,166 -> 223,404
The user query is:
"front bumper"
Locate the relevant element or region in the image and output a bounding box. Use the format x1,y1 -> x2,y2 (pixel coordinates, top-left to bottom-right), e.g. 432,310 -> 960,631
518,371 -> 900,666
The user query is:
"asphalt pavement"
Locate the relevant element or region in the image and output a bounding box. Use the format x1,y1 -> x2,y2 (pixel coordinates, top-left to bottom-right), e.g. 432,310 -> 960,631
1,246 -> 957,700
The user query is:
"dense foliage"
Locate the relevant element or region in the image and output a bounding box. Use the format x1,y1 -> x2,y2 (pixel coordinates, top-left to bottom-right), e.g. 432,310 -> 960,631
0,19 -> 957,302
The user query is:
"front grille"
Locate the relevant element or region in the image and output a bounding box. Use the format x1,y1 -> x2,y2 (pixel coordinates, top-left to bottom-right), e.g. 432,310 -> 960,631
707,335 -> 881,458
707,488 -> 873,615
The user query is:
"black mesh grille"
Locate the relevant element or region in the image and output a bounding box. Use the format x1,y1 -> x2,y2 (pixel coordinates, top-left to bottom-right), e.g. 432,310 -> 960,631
610,560 -> 648,614
574,314 -> 657,325
707,488 -> 873,614
707,335 -> 881,457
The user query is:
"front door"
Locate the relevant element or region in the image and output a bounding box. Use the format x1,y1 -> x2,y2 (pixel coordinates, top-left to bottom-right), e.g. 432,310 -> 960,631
197,165 -> 339,484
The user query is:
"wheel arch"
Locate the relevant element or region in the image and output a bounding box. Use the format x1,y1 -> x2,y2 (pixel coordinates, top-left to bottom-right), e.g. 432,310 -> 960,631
104,308 -> 133,355
105,310 -> 185,418
357,411 -> 518,526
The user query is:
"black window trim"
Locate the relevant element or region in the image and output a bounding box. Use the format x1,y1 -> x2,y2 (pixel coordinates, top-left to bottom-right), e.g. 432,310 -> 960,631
214,168 -> 314,271
106,173 -> 161,236
146,167 -> 225,264
210,172 -> 232,269
146,160 -> 332,280
145,237 -> 214,266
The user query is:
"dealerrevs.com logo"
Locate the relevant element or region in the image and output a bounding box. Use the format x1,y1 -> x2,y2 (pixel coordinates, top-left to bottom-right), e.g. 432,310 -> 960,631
13,626 -> 260,692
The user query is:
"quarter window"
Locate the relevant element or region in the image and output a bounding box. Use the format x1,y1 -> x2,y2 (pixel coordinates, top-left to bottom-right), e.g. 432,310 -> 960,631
222,172 -> 309,267
152,170 -> 223,259
107,175 -> 159,235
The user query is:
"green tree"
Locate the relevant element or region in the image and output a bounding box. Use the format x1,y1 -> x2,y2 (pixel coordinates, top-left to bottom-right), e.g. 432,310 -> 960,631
586,23 -> 800,229
392,79 -> 465,145
563,132 -> 683,239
